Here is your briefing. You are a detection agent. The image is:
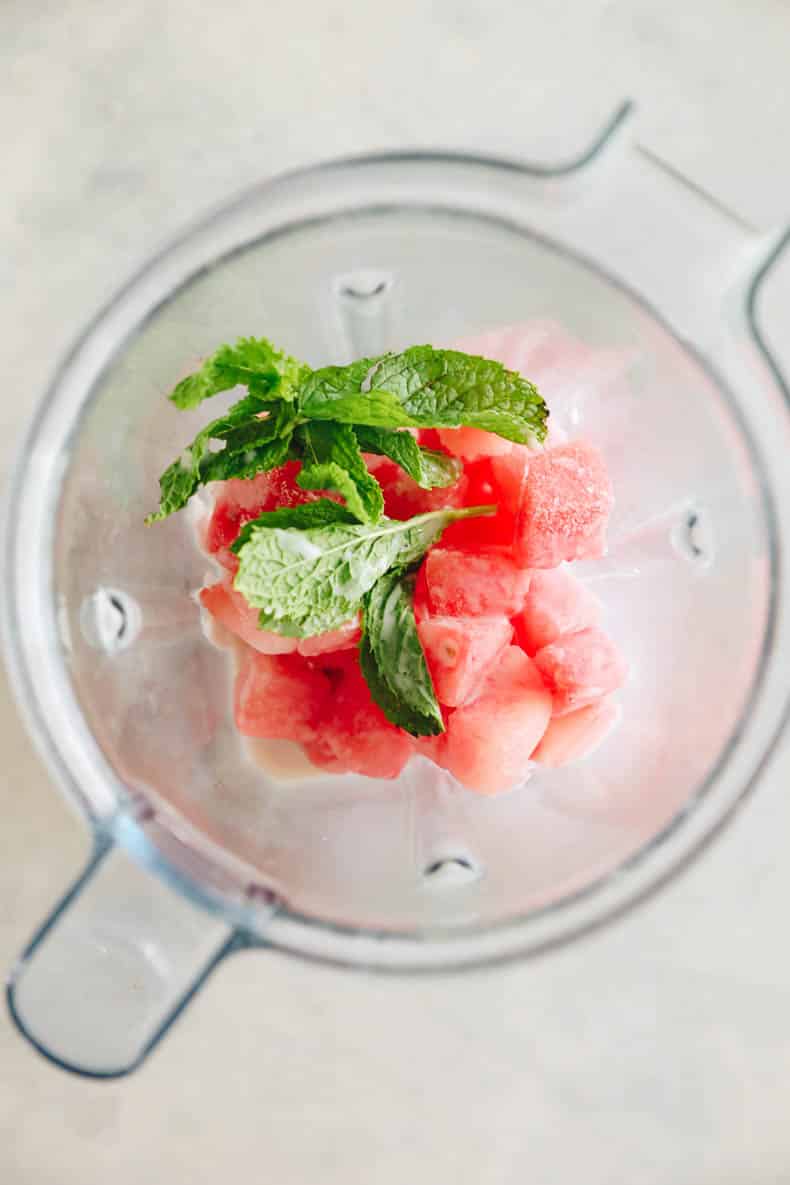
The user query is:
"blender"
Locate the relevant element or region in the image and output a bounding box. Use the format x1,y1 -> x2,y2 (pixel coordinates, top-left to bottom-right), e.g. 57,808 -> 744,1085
4,103 -> 789,1076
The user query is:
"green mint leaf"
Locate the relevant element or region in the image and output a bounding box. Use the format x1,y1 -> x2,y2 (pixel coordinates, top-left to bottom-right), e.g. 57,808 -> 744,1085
361,568 -> 443,736
145,399 -> 299,523
144,454 -> 203,523
203,394 -> 280,439
296,356 -> 378,418
232,504 -> 492,638
230,499 -> 355,553
300,346 -> 548,444
353,425 -> 461,489
197,431 -> 294,486
417,448 -> 464,489
169,337 -> 310,409
295,421 -> 384,524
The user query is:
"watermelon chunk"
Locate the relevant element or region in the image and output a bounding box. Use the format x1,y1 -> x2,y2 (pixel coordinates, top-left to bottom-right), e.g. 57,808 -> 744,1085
534,627 -> 628,716
489,446 -> 531,514
417,615 -> 513,707
200,580 -> 298,655
296,618 -> 361,657
413,561 -> 431,625
205,462 -> 317,569
531,698 -> 621,767
441,450 -> 529,550
234,650 -> 331,743
512,568 -> 601,655
373,459 -> 469,521
515,442 -> 613,568
411,729 -> 449,767
425,548 -> 531,617
416,428 -> 445,450
436,426 -> 513,460
303,662 -> 413,780
442,647 -> 552,794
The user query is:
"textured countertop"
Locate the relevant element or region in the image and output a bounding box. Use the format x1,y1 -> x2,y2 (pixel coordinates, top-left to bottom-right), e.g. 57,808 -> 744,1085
2,2 -> 790,1182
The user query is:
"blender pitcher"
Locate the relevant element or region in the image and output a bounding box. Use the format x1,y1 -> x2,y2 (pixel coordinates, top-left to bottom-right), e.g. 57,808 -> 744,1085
4,103 -> 789,1077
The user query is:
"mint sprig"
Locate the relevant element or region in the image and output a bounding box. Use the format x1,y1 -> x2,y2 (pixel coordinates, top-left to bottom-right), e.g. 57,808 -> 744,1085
169,337 -> 309,409
146,333 -> 548,737
300,346 -> 547,444
232,503 -> 493,639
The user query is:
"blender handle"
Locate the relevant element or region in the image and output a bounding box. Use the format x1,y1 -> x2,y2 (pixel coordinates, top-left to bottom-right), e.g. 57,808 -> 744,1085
6,834 -> 250,1078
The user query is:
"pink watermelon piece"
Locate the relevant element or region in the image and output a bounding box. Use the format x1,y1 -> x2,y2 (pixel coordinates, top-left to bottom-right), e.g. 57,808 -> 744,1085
296,617 -> 361,657
442,646 -> 552,794
200,580 -> 299,655
440,459 -> 516,549
512,567 -> 601,655
436,426 -> 513,460
417,614 -> 513,707
515,441 -> 613,568
489,446 -> 531,515
534,627 -> 628,716
416,428 -> 444,449
411,729 -> 449,767
412,562 -> 431,625
441,449 -> 530,550
531,698 -> 621,767
205,462 -> 320,570
234,650 -> 331,743
369,457 -> 469,521
425,547 -> 531,617
303,662 -> 413,780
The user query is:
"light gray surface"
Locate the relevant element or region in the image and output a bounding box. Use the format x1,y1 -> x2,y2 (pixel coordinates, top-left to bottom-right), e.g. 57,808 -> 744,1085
2,2 -> 790,1181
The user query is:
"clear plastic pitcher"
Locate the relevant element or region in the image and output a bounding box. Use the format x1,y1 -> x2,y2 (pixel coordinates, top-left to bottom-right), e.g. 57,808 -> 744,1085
4,104 -> 789,1077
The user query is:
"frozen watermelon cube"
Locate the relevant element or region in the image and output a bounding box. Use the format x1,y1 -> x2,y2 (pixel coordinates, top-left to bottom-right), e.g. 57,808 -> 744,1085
303,661 -> 413,780
441,448 -> 530,550
425,548 -> 531,617
436,426 -> 514,460
374,460 -> 469,521
515,441 -> 613,568
489,446 -> 531,515
534,627 -> 628,716
417,614 -> 513,707
512,567 -> 601,655
234,650 -> 331,743
531,698 -> 621,767
200,580 -> 298,654
413,561 -> 431,626
296,617 -> 361,657
442,646 -> 552,794
205,462 -> 317,569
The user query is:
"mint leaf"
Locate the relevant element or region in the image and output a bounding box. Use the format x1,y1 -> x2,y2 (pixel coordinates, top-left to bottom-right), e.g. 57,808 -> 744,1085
300,346 -> 548,444
197,431 -> 294,486
169,337 -> 309,409
296,356 -> 377,418
145,399 -> 298,523
353,425 -> 461,489
417,448 -> 463,489
295,421 -> 384,524
230,498 -> 355,553
145,455 -> 202,523
361,568 -> 443,736
233,504 -> 492,638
